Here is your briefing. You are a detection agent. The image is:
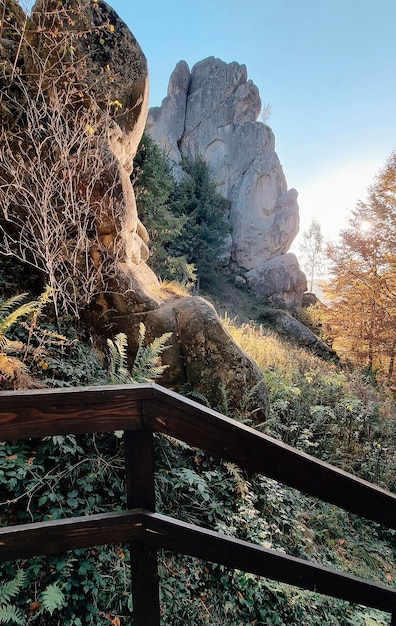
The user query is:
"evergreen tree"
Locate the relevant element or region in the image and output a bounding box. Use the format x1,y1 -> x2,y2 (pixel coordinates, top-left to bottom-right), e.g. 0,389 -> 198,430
134,133 -> 183,274
169,157 -> 231,288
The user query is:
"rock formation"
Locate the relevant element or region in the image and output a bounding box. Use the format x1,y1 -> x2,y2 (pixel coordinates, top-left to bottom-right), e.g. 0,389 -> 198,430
0,1 -> 269,418
147,57 -> 307,307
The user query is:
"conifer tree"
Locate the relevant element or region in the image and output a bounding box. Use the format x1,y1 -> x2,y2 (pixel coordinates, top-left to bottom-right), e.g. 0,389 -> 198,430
134,133 -> 181,272
169,157 -> 231,289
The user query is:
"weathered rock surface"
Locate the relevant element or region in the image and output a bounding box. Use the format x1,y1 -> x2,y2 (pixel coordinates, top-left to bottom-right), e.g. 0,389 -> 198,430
147,56 -> 306,306
117,296 -> 269,421
276,311 -> 337,360
3,2 -> 269,413
245,253 -> 307,309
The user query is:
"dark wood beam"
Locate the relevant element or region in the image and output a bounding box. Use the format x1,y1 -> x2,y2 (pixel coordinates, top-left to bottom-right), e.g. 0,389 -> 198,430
0,510 -> 144,562
0,384 -> 152,438
124,431 -> 160,626
144,384 -> 396,529
142,511 -> 396,615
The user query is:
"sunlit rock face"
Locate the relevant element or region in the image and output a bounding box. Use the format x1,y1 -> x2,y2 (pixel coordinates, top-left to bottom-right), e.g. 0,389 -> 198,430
245,253 -> 307,310
1,5 -> 269,411
147,56 -> 306,306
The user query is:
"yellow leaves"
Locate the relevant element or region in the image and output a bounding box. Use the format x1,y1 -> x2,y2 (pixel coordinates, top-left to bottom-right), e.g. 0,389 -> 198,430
109,24 -> 115,33
85,124 -> 95,135
109,100 -> 123,109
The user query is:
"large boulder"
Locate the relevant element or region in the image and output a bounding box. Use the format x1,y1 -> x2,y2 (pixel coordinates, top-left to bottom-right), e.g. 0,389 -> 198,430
111,295 -> 269,421
276,311 -> 337,360
245,253 -> 307,309
1,2 -> 269,414
147,56 -> 306,304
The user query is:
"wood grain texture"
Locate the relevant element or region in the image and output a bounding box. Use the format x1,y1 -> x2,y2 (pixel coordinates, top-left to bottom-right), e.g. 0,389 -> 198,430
0,510 -> 144,561
124,430 -> 160,625
1,382 -> 396,623
0,384 -> 153,438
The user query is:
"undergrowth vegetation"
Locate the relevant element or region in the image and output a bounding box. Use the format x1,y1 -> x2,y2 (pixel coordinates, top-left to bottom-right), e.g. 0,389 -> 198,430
0,290 -> 395,625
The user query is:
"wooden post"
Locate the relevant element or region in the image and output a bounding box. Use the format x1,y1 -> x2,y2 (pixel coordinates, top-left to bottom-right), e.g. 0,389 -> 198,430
124,429 -> 160,626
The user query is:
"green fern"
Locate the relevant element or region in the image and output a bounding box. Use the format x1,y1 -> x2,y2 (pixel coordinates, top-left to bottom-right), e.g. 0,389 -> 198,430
39,583 -> 65,615
107,332 -> 131,384
0,570 -> 25,625
0,287 -> 68,389
0,292 -> 42,389
0,570 -> 25,606
131,323 -> 172,383
0,605 -> 24,625
0,293 -> 32,348
179,383 -> 211,407
107,324 -> 172,385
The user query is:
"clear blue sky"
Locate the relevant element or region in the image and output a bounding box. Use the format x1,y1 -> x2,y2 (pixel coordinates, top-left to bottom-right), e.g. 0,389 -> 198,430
110,1 -> 396,246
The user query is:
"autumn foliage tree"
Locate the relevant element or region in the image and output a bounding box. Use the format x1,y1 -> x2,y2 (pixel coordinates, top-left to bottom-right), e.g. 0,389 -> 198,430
322,152 -> 396,382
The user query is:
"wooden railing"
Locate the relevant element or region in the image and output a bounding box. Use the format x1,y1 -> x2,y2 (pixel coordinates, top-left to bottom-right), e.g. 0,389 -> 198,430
0,383 -> 395,624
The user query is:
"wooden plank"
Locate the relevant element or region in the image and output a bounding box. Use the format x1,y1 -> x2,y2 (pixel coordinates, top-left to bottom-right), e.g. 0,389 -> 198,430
124,430 -> 160,626
0,384 -> 153,439
0,510 -> 144,562
142,511 -> 396,615
124,430 -> 156,511
144,384 -> 396,529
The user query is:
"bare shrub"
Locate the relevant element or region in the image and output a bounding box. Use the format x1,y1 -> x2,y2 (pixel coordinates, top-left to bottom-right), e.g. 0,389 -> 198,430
0,1 -> 125,317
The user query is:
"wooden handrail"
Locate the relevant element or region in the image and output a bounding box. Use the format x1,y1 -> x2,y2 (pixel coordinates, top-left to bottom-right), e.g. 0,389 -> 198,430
0,383 -> 395,624
1,509 -> 395,613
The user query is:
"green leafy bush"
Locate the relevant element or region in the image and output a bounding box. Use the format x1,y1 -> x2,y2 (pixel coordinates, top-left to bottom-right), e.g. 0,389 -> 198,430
1,293 -> 395,624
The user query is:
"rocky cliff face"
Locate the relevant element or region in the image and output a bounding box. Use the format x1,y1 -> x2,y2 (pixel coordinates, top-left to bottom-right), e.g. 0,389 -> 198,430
147,57 -> 307,307
0,2 -> 268,417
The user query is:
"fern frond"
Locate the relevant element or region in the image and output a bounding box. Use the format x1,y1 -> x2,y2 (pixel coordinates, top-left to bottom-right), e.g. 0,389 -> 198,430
107,334 -> 132,384
0,605 -> 25,625
36,327 -> 68,345
0,299 -> 39,339
0,570 -> 25,606
179,384 -> 211,407
223,461 -> 248,498
0,288 -> 54,342
131,330 -> 172,383
39,583 -> 65,615
0,293 -> 28,319
131,322 -> 146,377
107,326 -> 172,385
1,339 -> 25,355
0,354 -> 44,389
114,332 -> 128,370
